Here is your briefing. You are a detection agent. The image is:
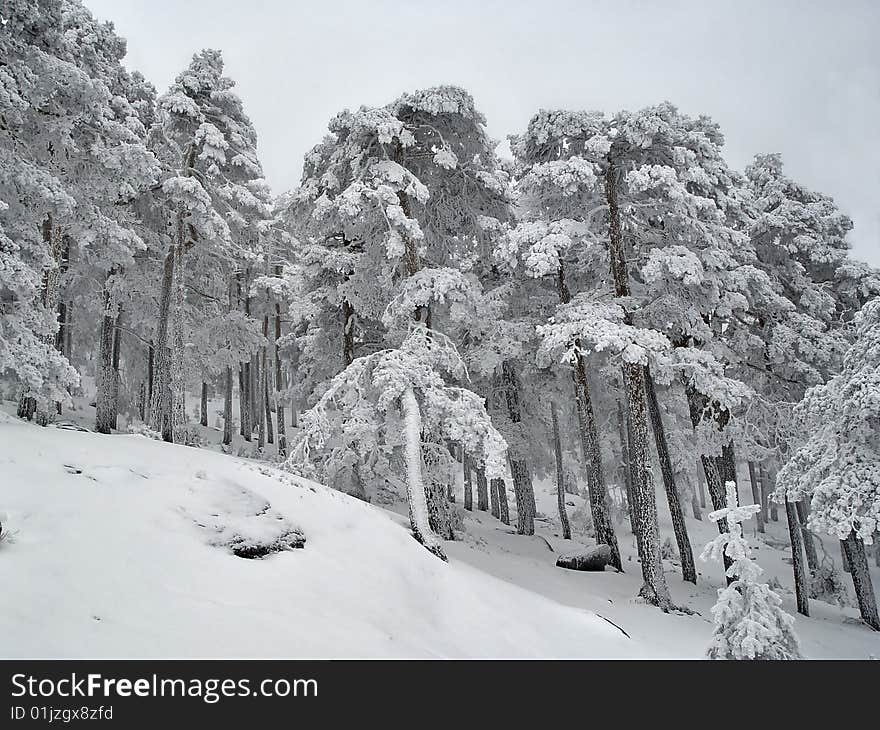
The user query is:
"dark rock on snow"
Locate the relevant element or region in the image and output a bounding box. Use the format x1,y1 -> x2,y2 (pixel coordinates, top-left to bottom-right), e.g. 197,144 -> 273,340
556,544 -> 614,571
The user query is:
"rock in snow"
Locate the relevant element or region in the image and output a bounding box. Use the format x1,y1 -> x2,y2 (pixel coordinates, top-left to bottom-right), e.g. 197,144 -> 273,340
556,545 -> 615,571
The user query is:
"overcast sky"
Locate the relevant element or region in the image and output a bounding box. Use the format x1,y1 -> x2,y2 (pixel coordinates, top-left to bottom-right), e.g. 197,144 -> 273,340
87,0 -> 879,266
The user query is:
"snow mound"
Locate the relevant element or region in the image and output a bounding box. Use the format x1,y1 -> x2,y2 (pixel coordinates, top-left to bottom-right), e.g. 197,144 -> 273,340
0,416 -> 643,658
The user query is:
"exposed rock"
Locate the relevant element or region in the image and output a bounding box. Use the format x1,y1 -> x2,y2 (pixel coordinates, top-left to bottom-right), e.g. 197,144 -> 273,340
556,544 -> 614,572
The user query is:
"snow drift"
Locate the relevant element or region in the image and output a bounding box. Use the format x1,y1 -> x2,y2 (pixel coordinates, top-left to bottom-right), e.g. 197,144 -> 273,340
0,414 -> 643,658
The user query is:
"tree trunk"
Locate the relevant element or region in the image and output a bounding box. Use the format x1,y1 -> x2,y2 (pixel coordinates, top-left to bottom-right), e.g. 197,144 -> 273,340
697,460 -> 707,509
618,399 -> 636,533
551,401 -> 572,540
494,478 -> 510,525
489,473 -> 500,518
644,367 -> 695,584
274,275 -> 286,458
263,352 -> 273,445
842,531 -> 880,631
794,500 -> 818,572
501,361 -> 535,536
111,309 -> 121,425
401,386 -> 446,560
146,341 -> 154,421
841,541 -> 851,573
685,385 -> 734,581
95,281 -> 117,435
605,155 -> 667,605
691,489 -> 702,520
784,497 -> 810,616
762,464 -> 778,521
238,365 -> 250,441
475,466 -> 489,511
200,382 -> 208,427
222,366 -> 233,446
558,263 -> 621,570
149,246 -> 176,442
463,455 -> 473,511
747,461 -> 765,533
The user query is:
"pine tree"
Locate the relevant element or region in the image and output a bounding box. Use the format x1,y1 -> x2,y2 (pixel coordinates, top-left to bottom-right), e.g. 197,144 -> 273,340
702,482 -> 802,660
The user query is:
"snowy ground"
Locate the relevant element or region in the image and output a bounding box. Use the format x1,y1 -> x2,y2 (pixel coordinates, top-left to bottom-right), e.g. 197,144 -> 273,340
2,398 -> 879,658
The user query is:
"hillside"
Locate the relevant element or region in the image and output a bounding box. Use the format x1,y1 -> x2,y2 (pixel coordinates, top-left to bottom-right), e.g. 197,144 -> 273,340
2,407 -> 879,659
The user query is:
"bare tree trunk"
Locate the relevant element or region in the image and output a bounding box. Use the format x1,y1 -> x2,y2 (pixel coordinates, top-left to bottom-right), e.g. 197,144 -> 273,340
551,401 -> 572,540
200,382 -> 208,427
841,541 -> 851,573
170,243 -> 187,442
222,366 -> 233,446
95,279 -> 117,434
111,309 -> 121,424
618,400 -> 636,532
274,273 -> 286,458
747,461 -> 765,533
501,361 -> 535,536
784,497 -> 810,616
475,466 -> 489,511
558,264 -> 621,570
263,353 -> 273,444
494,478 -> 510,525
463,455 -> 473,511
489,472 -> 500,518
644,367 -> 695,584
238,365 -> 250,440
146,341 -> 153,422
762,464 -> 779,521
691,488 -> 702,520
842,531 -> 880,631
697,460 -> 707,509
605,155 -> 669,606
149,246 -> 176,442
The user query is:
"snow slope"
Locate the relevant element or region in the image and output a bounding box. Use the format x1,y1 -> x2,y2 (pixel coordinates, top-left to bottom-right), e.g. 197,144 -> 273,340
0,411 -> 645,659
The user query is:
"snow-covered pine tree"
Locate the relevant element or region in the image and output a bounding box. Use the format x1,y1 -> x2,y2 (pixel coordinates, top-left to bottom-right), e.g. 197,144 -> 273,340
775,297 -> 880,630
146,49 -> 270,443
702,482 -> 801,659
1,0 -> 156,418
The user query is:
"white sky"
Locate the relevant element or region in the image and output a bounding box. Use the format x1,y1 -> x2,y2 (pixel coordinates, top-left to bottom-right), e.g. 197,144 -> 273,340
87,0 -> 880,266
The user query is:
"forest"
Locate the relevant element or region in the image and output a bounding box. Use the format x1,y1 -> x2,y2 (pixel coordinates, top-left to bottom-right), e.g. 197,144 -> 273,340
2,0 -> 880,660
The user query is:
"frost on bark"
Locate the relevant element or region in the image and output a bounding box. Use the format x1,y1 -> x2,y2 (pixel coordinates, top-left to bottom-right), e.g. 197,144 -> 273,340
557,264 -> 621,570
401,387 -> 446,560
842,531 -> 880,631
645,367 -> 695,584
747,461 -> 765,533
794,500 -> 818,572
475,466 -> 489,511
606,156 -> 666,605
551,401 -> 572,540
784,497 -> 810,616
95,281 -> 118,435
685,385 -> 734,581
500,361 -> 535,536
